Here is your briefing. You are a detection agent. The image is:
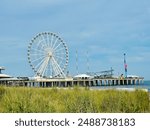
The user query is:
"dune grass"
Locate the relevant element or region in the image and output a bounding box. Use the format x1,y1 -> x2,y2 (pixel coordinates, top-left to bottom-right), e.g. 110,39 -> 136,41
0,86 -> 149,113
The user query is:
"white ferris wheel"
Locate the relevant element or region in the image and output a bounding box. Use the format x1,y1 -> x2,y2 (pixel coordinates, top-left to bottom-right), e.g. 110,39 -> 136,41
27,32 -> 69,78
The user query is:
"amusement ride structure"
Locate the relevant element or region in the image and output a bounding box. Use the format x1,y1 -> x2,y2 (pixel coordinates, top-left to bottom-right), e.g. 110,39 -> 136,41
27,32 -> 69,78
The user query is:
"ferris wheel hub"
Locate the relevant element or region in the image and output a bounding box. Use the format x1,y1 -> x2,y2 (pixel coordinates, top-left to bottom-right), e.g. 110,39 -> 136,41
47,51 -> 52,58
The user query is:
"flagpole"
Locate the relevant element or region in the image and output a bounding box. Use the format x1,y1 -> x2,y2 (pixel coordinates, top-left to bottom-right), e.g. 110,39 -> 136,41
124,53 -> 127,78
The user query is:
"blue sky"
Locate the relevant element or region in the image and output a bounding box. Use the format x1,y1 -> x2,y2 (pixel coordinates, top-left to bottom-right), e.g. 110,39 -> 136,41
0,0 -> 150,79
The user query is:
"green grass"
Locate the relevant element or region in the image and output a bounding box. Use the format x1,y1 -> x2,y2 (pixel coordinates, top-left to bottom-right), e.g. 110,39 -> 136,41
0,86 -> 149,113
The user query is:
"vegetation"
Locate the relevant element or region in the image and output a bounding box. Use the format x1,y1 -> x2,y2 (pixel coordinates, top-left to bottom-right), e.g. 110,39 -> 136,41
0,86 -> 149,113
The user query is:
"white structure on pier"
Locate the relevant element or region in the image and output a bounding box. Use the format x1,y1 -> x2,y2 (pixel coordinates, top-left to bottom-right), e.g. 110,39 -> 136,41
0,67 -> 11,78
74,74 -> 92,79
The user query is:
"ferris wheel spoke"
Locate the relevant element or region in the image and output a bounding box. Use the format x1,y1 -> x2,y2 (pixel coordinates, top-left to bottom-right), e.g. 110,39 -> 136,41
36,61 -> 45,75
55,60 -> 64,67
55,60 -> 64,69
31,55 -> 46,63
54,51 -> 66,55
50,35 -> 54,49
34,57 -> 47,70
51,58 -> 59,75
55,53 -> 66,58
36,57 -> 48,76
42,34 -> 49,48
47,60 -> 52,76
45,61 -> 51,77
53,56 -> 63,66
53,62 -> 61,76
35,36 -> 47,50
53,42 -> 63,51
53,55 -> 65,63
46,34 -> 51,48
42,58 -> 50,76
54,47 -> 65,53
54,54 -> 65,60
51,38 -> 58,49
52,57 -> 65,77
50,60 -> 54,76
41,59 -> 49,77
35,38 -> 46,50
41,57 -> 49,76
30,53 -> 45,56
31,48 -> 45,54
41,34 -> 47,44
34,36 -> 45,49
40,40 -> 48,50
51,59 -> 59,76
44,59 -> 49,76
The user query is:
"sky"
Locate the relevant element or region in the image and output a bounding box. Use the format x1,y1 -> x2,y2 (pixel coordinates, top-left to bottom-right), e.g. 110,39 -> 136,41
0,0 -> 150,80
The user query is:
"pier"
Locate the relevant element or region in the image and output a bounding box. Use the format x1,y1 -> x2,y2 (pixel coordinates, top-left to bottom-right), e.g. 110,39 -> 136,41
0,77 -> 144,87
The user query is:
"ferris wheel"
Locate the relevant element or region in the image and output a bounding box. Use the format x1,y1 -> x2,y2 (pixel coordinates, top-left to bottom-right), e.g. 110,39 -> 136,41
27,32 -> 69,78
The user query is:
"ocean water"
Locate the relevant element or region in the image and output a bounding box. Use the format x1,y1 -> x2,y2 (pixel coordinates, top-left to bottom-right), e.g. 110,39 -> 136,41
92,80 -> 150,92
142,80 -> 150,91
143,80 -> 150,87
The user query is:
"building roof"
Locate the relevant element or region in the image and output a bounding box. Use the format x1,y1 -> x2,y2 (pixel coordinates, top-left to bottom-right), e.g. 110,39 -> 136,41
0,74 -> 11,78
74,74 -> 92,78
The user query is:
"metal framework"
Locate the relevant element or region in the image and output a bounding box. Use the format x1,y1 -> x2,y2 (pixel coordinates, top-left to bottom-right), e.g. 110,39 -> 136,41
87,68 -> 114,78
27,32 -> 69,78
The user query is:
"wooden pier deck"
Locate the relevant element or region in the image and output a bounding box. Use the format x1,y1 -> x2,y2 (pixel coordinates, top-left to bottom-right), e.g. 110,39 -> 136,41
0,77 -> 144,87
